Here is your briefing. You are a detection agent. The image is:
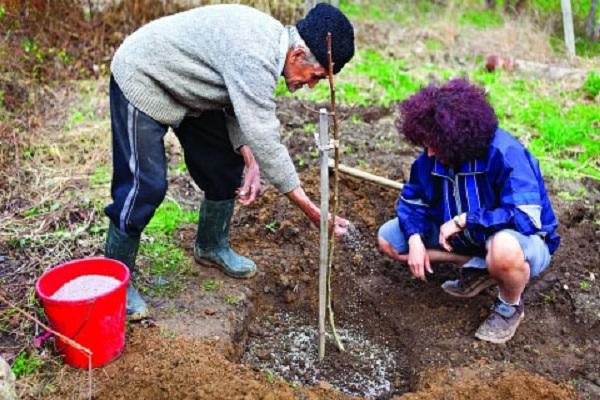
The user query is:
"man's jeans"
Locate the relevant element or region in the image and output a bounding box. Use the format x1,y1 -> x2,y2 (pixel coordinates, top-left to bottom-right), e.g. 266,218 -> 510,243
105,76 -> 244,236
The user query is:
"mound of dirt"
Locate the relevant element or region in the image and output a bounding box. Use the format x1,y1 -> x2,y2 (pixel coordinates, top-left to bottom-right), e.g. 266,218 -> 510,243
397,366 -> 578,400
49,326 -> 353,400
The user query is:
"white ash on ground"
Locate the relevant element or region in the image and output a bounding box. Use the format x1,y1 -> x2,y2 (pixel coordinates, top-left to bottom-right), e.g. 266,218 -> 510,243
243,311 -> 398,399
50,275 -> 121,301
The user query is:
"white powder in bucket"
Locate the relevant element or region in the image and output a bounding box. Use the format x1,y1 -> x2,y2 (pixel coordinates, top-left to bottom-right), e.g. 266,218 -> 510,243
50,275 -> 122,301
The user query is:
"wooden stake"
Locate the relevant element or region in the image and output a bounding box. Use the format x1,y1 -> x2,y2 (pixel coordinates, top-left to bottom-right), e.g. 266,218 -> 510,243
328,160 -> 404,190
325,32 -> 345,353
318,108 -> 329,361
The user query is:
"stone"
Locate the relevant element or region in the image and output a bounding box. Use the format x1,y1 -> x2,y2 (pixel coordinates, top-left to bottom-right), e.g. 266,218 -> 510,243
0,356 -> 16,400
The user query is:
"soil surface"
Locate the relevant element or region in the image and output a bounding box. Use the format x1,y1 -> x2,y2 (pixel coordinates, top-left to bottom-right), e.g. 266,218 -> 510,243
39,96 -> 600,400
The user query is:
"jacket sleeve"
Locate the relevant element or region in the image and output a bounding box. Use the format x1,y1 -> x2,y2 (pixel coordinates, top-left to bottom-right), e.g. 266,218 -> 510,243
222,55 -> 300,195
396,157 -> 432,238
466,145 -> 543,236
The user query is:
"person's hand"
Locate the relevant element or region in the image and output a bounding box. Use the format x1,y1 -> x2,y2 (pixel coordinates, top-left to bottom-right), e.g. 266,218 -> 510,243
439,213 -> 465,252
408,234 -> 432,281
237,146 -> 261,206
329,214 -> 350,237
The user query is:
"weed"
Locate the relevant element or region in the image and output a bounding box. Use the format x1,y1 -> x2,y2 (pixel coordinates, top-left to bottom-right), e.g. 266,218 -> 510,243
308,147 -> 319,159
583,70 -> 600,99
265,220 -> 279,233
11,351 -> 43,378
579,280 -> 592,290
295,155 -> 307,168
303,122 -> 316,134
265,370 -> 275,383
224,294 -> 240,305
202,280 -> 223,292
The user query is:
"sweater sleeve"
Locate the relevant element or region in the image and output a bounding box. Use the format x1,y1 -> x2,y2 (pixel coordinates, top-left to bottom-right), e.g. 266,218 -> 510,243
396,158 -> 432,238
466,145 -> 543,236
222,57 -> 300,194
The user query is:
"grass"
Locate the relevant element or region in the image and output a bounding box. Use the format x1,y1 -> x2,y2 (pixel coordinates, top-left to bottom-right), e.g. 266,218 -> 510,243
279,44 -> 599,181
11,351 -> 43,378
202,280 -> 223,292
137,200 -> 197,296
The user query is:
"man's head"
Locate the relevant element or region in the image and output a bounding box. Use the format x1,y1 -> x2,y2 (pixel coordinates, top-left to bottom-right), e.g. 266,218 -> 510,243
396,78 -> 498,166
283,3 -> 354,92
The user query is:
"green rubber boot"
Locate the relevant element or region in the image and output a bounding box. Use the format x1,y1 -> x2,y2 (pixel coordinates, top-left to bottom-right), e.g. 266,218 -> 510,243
194,199 -> 256,279
105,222 -> 149,320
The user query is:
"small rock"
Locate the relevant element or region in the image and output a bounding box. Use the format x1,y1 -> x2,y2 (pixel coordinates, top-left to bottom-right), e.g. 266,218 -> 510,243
204,308 -> 216,316
0,356 -> 16,400
263,286 -> 272,294
0,255 -> 5,263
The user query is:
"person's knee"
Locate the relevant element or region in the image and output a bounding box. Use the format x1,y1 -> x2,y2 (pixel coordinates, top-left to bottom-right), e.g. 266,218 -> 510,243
378,236 -> 394,257
487,231 -> 526,275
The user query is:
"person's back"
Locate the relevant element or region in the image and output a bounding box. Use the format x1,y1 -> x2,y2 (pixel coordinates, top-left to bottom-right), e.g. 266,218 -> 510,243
111,4 -> 285,125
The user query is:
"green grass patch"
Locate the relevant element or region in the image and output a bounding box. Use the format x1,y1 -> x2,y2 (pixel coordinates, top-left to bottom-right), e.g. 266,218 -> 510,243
459,9 -> 504,28
138,240 -> 190,296
90,165 -> 110,185
583,70 -> 600,98
202,279 -> 223,292
145,200 -> 197,236
11,351 -> 43,378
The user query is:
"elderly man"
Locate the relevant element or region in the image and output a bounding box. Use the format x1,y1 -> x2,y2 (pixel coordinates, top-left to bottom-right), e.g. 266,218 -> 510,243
105,3 -> 355,319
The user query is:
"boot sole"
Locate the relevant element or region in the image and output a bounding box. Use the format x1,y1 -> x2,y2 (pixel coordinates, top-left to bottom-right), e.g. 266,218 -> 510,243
195,256 -> 256,279
474,312 -> 525,344
127,308 -> 150,321
441,277 -> 497,298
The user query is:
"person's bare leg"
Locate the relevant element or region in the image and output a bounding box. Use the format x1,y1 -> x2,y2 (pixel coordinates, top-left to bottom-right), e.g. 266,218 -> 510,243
378,236 -> 471,266
486,231 -> 529,303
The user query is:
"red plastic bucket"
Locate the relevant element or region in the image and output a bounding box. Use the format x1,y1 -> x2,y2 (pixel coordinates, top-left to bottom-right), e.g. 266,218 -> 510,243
35,257 -> 129,368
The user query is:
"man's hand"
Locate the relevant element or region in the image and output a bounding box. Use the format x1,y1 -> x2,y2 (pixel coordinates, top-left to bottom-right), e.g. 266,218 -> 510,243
285,186 -> 350,238
408,234 -> 432,281
237,145 -> 261,206
439,213 -> 466,252
329,214 -> 350,237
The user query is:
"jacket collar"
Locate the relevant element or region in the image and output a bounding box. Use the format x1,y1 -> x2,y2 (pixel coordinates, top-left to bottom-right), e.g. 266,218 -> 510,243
432,158 -> 487,178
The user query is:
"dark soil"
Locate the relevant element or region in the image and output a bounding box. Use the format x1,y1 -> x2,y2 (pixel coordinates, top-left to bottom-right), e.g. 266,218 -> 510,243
231,98 -> 600,399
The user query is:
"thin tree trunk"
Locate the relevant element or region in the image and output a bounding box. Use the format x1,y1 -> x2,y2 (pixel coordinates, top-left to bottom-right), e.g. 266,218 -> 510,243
587,0 -> 599,39
561,0 -> 576,58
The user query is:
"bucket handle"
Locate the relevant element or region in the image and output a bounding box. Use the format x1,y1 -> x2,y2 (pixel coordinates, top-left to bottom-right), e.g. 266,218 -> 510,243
67,299 -> 96,343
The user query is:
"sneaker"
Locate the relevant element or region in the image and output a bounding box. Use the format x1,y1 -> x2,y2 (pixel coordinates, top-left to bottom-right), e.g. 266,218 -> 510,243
475,298 -> 525,344
441,268 -> 497,298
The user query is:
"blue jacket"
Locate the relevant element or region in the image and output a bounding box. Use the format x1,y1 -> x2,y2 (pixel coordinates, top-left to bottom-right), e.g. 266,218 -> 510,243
396,128 -> 560,255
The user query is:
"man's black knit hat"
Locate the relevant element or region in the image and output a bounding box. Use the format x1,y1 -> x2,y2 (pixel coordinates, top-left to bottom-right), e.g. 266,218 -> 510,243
296,3 -> 355,74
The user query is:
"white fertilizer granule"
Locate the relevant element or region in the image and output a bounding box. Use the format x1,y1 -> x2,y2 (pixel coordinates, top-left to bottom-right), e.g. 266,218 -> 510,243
50,275 -> 121,301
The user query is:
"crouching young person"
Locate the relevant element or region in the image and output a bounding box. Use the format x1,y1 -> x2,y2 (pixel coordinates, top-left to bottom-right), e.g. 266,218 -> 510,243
378,79 -> 560,344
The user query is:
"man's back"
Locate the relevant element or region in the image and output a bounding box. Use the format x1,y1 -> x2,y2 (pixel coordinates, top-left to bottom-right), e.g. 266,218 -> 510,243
111,5 -> 286,125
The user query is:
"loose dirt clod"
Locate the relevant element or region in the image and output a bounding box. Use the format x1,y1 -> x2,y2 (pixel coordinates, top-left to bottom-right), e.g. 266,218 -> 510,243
50,275 -> 121,301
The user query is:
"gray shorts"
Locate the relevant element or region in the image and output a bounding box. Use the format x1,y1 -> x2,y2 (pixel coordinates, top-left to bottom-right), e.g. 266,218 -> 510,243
378,218 -> 551,277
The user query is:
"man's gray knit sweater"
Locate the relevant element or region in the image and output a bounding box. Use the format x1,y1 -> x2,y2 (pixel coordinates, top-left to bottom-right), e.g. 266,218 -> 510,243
111,4 -> 299,194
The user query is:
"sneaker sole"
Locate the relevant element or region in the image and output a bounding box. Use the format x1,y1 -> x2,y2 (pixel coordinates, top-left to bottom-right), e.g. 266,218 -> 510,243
441,277 -> 497,298
474,312 -> 525,344
194,256 -> 257,279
